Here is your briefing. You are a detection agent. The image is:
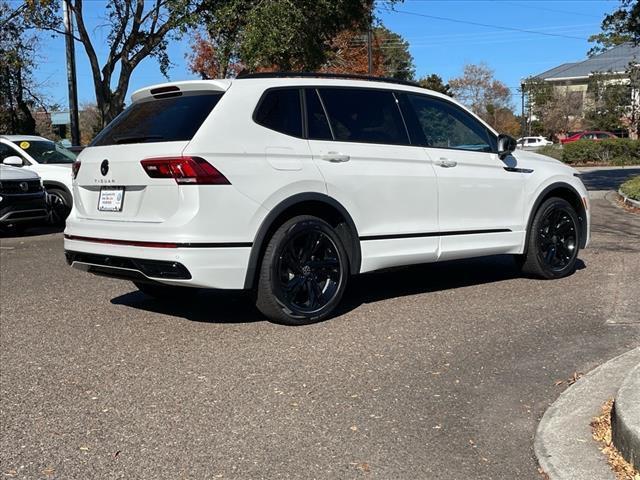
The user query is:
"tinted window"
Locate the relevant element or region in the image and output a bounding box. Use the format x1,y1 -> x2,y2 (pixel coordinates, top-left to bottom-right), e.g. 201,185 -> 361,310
305,89 -> 333,140
255,88 -> 302,137
0,143 -> 25,164
17,140 -> 76,164
403,94 -> 496,152
92,92 -> 224,146
317,88 -> 409,145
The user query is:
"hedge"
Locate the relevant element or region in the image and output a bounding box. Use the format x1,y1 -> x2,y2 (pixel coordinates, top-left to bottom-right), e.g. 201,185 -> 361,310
560,139 -> 640,166
620,176 -> 640,201
536,144 -> 563,161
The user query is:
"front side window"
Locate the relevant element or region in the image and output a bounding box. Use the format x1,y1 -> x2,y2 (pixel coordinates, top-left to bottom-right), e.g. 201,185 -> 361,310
254,88 -> 303,138
403,94 -> 496,152
317,88 -> 409,145
15,140 -> 76,164
92,92 -> 224,146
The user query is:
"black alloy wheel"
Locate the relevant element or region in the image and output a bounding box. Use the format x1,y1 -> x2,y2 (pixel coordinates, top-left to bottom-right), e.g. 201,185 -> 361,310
276,229 -> 341,314
517,197 -> 581,279
256,215 -> 349,325
46,188 -> 72,226
537,205 -> 578,272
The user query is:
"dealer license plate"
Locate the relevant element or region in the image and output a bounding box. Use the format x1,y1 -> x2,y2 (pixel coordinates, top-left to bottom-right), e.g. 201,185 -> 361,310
98,187 -> 125,212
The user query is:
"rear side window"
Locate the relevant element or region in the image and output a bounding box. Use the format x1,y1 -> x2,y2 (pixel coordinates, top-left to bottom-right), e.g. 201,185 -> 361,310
317,88 -> 409,145
254,88 -> 303,137
305,89 -> 333,141
92,92 -> 224,146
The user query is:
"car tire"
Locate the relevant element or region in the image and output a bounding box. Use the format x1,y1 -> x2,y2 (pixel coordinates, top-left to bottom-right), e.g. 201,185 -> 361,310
517,197 -> 580,279
255,215 -> 349,325
133,281 -> 200,300
46,187 -> 72,226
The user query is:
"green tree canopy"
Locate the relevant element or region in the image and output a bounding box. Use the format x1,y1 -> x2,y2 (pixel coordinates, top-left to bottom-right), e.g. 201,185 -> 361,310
417,74 -> 452,96
374,26 -> 415,81
196,0 -> 394,72
589,0 -> 640,55
0,1 -> 47,134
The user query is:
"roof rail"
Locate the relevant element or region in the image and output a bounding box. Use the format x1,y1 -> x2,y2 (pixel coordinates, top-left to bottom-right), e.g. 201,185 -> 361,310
236,71 -> 422,88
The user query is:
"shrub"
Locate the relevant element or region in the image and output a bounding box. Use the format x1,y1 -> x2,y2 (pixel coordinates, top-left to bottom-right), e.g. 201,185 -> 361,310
536,144 -> 563,160
561,139 -> 640,165
620,176 -> 640,201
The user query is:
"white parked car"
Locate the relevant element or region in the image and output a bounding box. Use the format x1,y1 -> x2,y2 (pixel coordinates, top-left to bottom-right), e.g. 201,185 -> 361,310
64,74 -> 590,325
516,136 -> 553,150
0,135 -> 76,225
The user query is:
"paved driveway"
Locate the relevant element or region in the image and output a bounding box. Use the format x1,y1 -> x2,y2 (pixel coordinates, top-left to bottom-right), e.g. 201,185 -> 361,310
1,171 -> 639,479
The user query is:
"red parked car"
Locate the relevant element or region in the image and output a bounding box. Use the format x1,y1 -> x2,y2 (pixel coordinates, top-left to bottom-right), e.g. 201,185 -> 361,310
561,131 -> 618,144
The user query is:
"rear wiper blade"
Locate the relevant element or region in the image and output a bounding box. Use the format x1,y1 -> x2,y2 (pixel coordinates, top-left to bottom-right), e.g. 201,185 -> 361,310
113,134 -> 164,144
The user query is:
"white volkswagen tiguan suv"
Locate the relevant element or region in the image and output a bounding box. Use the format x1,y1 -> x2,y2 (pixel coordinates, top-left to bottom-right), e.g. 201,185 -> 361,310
65,73 -> 590,325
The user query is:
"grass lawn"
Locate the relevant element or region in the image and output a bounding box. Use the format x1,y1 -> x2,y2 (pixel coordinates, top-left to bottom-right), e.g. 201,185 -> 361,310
620,176 -> 640,201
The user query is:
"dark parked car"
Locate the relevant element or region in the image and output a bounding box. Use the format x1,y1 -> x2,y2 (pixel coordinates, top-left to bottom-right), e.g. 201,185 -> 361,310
0,164 -> 48,233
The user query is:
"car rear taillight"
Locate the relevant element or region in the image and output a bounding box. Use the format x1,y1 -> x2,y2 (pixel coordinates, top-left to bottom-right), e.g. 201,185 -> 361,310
72,160 -> 81,179
140,156 -> 230,185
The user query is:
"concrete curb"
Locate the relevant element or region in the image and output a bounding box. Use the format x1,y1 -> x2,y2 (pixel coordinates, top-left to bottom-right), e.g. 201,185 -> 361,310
617,189 -> 640,208
612,364 -> 640,470
535,348 -> 640,480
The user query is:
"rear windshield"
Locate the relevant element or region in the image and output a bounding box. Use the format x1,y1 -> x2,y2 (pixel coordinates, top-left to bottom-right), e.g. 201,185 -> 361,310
91,92 -> 224,146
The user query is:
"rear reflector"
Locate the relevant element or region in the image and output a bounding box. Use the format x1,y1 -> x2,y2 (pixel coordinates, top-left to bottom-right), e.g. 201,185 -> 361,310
65,234 -> 179,248
140,156 -> 230,185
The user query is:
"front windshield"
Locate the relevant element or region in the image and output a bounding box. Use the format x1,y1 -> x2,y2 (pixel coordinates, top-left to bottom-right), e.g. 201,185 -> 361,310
16,140 -> 76,164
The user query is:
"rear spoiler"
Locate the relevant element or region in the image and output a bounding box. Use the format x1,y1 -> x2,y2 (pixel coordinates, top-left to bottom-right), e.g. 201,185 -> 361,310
130,80 -> 232,103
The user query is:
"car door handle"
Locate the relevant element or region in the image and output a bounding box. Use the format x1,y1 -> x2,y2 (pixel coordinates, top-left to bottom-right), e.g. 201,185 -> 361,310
320,152 -> 350,163
435,158 -> 457,168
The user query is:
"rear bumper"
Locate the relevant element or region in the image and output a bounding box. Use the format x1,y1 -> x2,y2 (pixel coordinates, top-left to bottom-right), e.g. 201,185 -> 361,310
64,237 -> 251,289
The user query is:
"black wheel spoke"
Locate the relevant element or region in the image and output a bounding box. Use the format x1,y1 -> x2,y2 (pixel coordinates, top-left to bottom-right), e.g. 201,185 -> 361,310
307,279 -> 321,307
301,231 -> 320,262
283,245 -> 301,273
555,219 -> 573,235
286,276 -> 305,297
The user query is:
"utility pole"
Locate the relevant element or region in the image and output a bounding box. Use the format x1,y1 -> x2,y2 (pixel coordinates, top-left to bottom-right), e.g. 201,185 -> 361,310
367,1 -> 373,75
63,0 -> 80,146
520,82 -> 526,137
367,26 -> 373,74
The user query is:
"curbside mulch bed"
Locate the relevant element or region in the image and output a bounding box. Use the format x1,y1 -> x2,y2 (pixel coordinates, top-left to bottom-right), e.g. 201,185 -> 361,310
591,400 -> 640,480
618,190 -> 640,209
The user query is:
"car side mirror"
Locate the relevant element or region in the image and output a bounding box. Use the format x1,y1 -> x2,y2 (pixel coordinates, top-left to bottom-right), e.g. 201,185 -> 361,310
2,156 -> 23,167
497,134 -> 517,160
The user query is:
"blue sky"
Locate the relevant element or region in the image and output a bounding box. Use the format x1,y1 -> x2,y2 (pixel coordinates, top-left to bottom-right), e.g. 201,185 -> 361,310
26,0 -> 616,114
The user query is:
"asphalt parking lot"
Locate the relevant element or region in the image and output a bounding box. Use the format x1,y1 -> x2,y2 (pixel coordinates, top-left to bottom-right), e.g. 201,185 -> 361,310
1,169 -> 639,479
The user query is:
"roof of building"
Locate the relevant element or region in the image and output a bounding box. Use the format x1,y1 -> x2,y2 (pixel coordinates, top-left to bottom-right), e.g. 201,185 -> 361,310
534,42 -> 640,81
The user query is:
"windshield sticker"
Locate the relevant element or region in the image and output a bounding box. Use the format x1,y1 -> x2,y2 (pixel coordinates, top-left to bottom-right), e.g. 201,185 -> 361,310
19,141 -> 30,149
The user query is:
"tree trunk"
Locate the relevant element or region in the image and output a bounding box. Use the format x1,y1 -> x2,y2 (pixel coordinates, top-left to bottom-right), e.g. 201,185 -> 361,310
15,67 -> 36,134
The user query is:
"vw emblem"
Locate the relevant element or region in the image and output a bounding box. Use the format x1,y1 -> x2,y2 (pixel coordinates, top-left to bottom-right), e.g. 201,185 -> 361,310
19,181 -> 28,192
100,159 -> 109,176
